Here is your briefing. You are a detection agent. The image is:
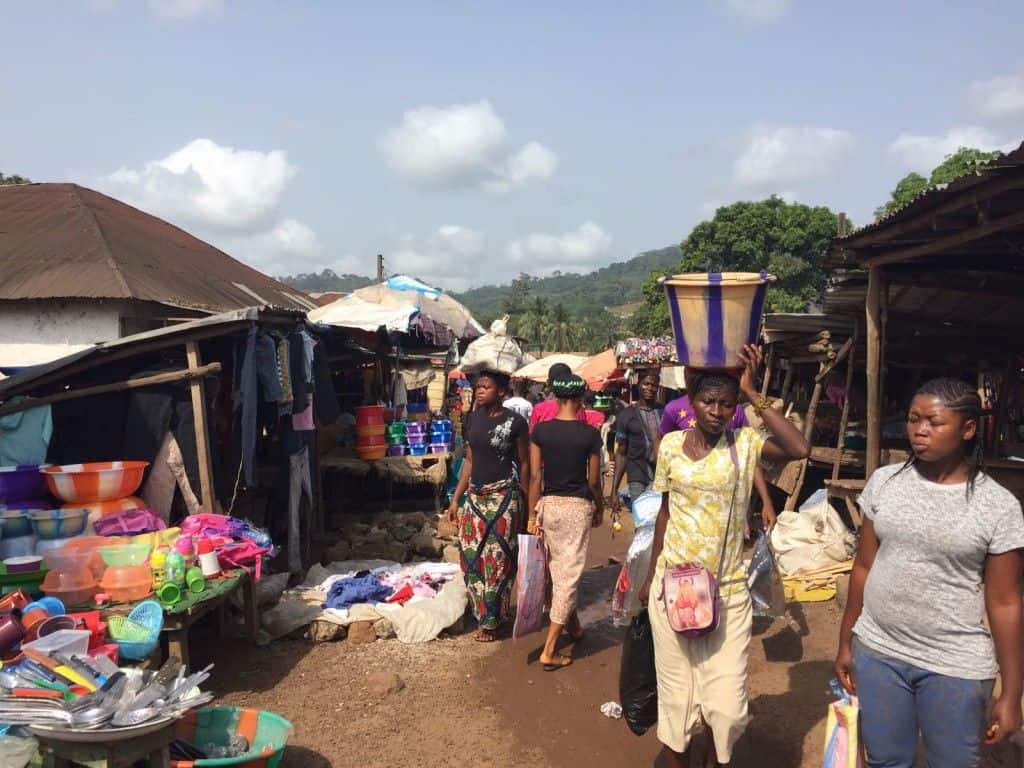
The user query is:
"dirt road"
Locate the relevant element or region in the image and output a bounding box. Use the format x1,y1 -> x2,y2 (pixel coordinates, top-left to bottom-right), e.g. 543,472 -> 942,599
197,522 -> 1020,767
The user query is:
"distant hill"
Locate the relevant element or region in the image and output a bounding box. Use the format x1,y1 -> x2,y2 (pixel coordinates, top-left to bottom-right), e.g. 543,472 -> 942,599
277,269 -> 374,293
455,245 -> 681,319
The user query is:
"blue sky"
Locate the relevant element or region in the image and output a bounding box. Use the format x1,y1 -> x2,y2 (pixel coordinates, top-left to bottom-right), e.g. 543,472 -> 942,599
3,1 -> 1023,290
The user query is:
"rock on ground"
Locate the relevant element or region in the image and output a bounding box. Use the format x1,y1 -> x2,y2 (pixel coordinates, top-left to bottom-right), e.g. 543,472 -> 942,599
347,620 -> 377,645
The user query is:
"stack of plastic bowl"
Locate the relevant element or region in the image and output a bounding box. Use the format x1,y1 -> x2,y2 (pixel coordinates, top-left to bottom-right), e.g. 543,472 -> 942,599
29,509 -> 90,556
385,420 -> 408,457
41,548 -> 98,608
0,465 -> 55,559
406,421 -> 429,456
41,461 -> 148,531
98,542 -> 153,603
355,405 -> 387,461
430,419 -> 454,454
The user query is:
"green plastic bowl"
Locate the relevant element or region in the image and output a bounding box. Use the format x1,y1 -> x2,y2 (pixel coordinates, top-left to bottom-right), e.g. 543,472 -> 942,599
98,542 -> 151,567
172,707 -> 294,768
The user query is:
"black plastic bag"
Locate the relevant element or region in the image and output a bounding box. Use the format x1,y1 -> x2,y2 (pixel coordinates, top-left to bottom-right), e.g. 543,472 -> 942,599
619,609 -> 658,735
747,531 -> 786,619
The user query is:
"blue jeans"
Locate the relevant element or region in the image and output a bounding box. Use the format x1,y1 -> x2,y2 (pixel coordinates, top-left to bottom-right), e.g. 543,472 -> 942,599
853,637 -> 994,768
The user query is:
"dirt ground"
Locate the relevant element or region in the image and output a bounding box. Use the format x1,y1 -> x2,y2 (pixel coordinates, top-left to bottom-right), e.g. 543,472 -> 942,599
196,521 -> 1022,768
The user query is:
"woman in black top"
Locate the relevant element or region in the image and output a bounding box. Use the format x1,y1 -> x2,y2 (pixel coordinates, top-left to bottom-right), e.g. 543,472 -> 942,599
447,371 -> 530,642
528,374 -> 604,670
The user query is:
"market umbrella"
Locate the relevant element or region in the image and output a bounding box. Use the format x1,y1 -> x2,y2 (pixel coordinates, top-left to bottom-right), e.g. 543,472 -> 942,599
512,354 -> 588,383
576,348 -> 625,391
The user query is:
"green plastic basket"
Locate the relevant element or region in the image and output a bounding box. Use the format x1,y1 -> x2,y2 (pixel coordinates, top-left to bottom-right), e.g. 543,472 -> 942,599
107,615 -> 149,642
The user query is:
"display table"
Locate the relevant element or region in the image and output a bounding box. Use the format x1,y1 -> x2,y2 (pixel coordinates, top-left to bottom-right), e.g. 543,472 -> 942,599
824,478 -> 867,530
320,449 -> 451,514
101,571 -> 257,668
35,720 -> 175,768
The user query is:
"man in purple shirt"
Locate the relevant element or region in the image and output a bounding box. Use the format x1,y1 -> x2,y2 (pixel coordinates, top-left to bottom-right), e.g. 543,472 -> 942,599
659,394 -> 748,435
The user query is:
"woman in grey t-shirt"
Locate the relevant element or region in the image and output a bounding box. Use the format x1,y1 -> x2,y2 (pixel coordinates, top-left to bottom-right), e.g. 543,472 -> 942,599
835,378 -> 1024,767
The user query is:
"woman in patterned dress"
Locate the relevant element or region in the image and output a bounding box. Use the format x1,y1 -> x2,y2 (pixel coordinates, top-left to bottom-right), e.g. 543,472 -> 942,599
447,370 -> 531,642
637,345 -> 809,767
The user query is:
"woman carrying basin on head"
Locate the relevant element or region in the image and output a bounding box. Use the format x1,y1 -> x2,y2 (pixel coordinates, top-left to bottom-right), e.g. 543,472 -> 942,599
638,345 -> 809,767
447,370 -> 531,642
835,378 -> 1024,767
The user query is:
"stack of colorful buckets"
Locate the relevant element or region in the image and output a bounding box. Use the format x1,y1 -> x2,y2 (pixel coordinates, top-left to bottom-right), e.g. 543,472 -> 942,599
355,405 -> 387,461
385,420 -> 407,457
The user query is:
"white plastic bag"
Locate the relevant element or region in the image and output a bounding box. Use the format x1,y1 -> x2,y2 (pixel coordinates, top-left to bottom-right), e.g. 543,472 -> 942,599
460,316 -> 525,375
770,489 -> 857,576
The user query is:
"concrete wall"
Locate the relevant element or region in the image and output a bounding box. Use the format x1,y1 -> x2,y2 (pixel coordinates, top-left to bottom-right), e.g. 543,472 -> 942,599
0,299 -> 123,368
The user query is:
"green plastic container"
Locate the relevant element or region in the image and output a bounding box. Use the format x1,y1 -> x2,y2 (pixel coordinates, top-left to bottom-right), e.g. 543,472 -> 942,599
172,707 -> 294,768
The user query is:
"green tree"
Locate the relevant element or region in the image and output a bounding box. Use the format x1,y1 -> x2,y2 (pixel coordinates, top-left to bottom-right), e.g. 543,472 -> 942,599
517,297 -> 550,349
630,197 -> 840,335
501,273 -> 532,335
0,172 -> 31,186
874,146 -> 1004,220
544,303 -> 581,351
578,307 -> 621,354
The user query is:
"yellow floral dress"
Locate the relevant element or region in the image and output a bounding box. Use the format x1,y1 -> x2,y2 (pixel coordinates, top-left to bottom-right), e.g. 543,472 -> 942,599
651,427 -> 765,596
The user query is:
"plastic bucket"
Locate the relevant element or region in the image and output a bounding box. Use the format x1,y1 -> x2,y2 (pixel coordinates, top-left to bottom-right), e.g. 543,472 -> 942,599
661,272 -> 772,368
408,444 -> 429,456
355,406 -> 385,427
172,707 -> 294,768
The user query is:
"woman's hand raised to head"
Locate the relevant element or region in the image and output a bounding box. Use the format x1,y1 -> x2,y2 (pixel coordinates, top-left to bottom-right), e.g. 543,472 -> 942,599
737,343 -> 763,402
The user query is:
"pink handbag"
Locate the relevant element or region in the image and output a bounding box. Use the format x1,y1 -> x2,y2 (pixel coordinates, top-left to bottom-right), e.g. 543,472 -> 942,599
662,430 -> 741,638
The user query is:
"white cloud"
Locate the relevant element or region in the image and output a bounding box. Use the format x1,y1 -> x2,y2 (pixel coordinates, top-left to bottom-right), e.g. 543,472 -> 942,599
969,72 -> 1024,120
378,100 -> 558,193
99,138 -> 317,274
733,124 -> 855,189
148,0 -> 223,21
887,126 -> 1013,172
104,138 -> 295,234
721,0 -> 792,23
389,226 -> 487,292
505,221 -> 612,277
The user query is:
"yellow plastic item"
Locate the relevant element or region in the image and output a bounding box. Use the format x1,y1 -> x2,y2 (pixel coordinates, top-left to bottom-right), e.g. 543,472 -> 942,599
54,665 -> 97,691
130,527 -> 180,549
783,577 -> 837,603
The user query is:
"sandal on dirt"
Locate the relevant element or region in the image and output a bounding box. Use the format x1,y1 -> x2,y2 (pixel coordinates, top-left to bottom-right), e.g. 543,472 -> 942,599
474,629 -> 497,643
541,655 -> 573,671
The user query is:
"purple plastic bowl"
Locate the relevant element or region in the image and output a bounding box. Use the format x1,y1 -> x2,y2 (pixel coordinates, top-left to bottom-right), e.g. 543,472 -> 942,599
386,445 -> 407,457
0,466 -> 51,505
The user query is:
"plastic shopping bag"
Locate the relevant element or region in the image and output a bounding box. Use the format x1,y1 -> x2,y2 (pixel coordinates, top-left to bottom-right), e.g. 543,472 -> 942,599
747,532 -> 787,619
513,534 -> 547,639
822,680 -> 864,768
619,610 -> 658,736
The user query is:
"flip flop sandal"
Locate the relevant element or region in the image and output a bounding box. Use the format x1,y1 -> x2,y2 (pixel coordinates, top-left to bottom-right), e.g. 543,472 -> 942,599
542,656 -> 572,672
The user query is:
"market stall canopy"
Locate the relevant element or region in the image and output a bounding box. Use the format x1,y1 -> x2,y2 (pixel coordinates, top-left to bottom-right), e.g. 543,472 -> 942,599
309,275 -> 484,345
576,349 -> 625,391
512,354 -> 588,383
0,183 -> 316,313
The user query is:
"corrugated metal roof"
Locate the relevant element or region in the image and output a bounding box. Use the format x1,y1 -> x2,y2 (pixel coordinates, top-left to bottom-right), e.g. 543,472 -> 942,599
837,141 -> 1024,242
0,183 -> 316,313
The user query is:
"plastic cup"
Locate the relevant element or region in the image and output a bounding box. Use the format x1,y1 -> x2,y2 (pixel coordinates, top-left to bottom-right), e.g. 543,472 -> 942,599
157,582 -> 181,605
185,567 -> 206,594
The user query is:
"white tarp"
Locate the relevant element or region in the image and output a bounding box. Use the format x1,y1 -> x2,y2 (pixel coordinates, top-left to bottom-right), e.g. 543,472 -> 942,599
309,275 -> 484,339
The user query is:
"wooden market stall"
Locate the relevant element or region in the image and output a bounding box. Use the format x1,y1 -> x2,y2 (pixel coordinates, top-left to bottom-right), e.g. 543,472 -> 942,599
826,141 -> 1024,505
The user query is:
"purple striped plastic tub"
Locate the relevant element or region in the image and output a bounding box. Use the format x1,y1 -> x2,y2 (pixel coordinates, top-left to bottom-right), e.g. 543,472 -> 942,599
0,466 -> 52,505
386,445 -> 407,457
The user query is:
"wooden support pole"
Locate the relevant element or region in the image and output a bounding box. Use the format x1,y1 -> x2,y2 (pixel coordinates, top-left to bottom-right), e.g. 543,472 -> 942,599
832,333 -> 858,482
865,267 -> 884,477
760,346 -> 774,398
0,363 -> 221,417
784,361 -> 826,510
186,342 -> 216,512
815,336 -> 856,383
780,365 -> 795,404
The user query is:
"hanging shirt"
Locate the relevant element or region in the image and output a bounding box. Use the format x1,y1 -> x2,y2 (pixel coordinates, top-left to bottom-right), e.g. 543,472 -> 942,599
0,398 -> 53,466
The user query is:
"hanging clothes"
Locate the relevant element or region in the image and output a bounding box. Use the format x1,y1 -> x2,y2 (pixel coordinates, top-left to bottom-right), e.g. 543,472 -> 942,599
312,342 -> 340,425
254,332 -> 283,403
287,445 -> 312,573
276,336 -> 294,411
232,328 -> 259,487
287,331 -> 309,415
0,398 -> 53,466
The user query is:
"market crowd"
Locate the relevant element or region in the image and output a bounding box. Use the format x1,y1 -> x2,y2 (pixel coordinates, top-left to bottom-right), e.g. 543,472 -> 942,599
447,352 -> 1024,768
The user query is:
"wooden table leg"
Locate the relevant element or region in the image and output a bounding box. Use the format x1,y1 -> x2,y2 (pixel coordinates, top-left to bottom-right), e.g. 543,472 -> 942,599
243,574 -> 258,644
166,627 -> 190,669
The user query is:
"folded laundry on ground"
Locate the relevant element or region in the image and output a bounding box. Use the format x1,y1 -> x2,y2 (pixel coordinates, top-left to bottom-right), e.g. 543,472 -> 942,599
324,574 -> 393,610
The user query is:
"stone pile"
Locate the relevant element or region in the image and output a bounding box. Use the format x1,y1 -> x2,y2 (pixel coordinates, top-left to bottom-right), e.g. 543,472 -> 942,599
323,511 -> 461,567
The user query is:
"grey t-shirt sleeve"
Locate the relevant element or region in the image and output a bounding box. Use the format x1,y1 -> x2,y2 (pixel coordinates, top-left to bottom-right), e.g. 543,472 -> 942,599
983,481 -> 1024,555
857,464 -> 898,521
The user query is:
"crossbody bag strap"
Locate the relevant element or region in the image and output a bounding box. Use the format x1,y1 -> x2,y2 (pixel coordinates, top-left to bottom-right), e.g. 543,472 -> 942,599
716,430 -> 742,584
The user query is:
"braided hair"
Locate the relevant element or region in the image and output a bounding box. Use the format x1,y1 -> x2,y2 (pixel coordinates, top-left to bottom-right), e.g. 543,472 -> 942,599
891,377 -> 984,497
689,371 -> 740,400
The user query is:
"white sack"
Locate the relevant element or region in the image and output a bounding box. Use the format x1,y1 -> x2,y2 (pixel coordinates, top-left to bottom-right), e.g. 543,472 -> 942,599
770,489 -> 857,576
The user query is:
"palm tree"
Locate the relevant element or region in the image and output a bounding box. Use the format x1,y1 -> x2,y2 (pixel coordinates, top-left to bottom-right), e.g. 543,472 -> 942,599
544,303 -> 581,351
518,297 -> 550,349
